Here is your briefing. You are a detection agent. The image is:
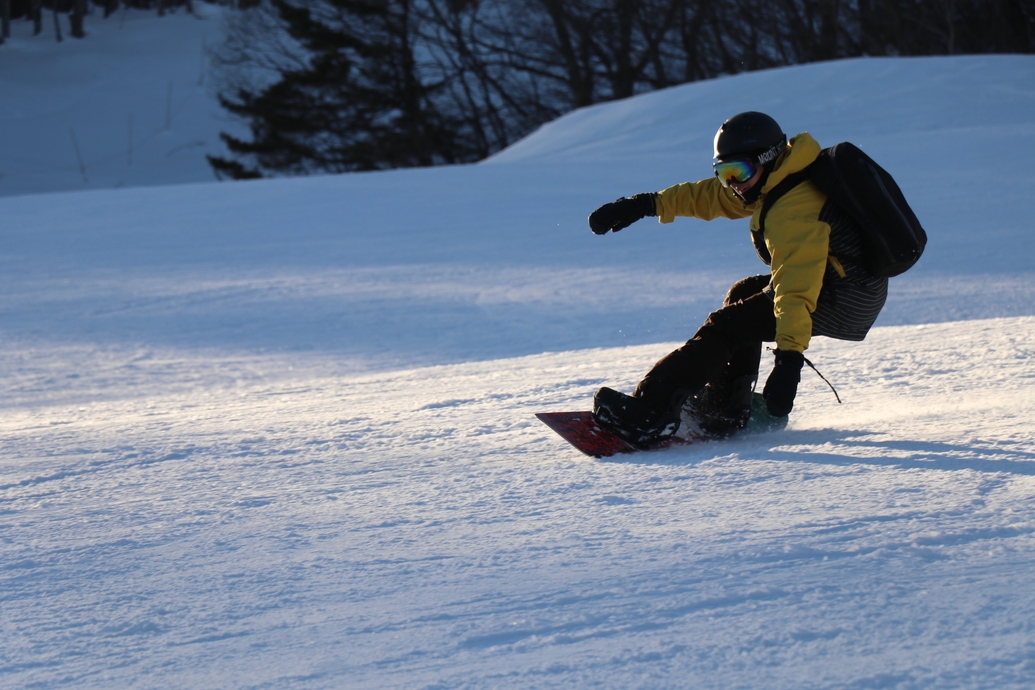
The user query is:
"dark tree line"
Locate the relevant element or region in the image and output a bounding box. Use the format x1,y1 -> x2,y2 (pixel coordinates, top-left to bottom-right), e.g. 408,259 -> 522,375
0,0 -> 204,42
211,0 -> 1035,178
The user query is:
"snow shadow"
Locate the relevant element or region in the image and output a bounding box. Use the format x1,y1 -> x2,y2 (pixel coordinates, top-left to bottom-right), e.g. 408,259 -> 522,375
608,428 -> 1035,476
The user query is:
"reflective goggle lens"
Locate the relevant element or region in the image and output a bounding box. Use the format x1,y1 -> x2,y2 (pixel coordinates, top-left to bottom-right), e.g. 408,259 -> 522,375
713,159 -> 756,187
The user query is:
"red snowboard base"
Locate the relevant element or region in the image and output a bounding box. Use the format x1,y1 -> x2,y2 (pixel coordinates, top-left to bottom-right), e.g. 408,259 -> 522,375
534,411 -> 702,458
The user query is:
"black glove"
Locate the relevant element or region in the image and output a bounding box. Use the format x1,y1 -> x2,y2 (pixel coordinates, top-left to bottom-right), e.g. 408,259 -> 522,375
588,193 -> 657,234
763,350 -> 804,417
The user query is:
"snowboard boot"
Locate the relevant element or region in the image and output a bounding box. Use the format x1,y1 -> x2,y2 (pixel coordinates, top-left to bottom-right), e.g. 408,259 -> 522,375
683,374 -> 755,439
592,387 -> 681,449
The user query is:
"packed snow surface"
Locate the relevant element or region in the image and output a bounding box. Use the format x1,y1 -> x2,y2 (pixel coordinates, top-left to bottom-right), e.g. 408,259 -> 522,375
2,11 -> 1035,689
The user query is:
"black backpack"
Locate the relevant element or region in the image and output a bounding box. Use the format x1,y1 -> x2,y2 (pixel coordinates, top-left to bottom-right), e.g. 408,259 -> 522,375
758,142 -> 927,278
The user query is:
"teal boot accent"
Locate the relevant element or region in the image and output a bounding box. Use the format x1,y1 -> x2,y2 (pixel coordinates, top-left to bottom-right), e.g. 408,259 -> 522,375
744,392 -> 790,433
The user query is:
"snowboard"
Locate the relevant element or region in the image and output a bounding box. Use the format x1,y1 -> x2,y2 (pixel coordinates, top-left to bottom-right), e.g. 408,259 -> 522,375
536,393 -> 787,458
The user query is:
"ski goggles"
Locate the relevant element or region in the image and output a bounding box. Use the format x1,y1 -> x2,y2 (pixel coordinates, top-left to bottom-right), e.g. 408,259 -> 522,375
712,158 -> 757,187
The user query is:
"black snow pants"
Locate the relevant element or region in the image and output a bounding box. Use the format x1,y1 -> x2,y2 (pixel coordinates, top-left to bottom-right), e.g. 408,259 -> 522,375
633,275 -> 774,416
633,265 -> 887,416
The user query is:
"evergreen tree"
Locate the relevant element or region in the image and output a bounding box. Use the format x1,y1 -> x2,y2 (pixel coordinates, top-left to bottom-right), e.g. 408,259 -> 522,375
209,0 -> 470,178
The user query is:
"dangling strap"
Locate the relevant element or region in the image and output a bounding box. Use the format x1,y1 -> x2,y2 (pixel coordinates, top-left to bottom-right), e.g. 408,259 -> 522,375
803,356 -> 842,404
766,347 -> 843,404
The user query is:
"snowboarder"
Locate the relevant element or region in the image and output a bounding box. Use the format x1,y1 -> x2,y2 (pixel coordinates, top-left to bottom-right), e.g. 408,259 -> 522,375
589,111 -> 888,447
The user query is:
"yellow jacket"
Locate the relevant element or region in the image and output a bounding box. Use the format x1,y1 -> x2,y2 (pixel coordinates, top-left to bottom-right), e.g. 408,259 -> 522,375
655,132 -> 830,353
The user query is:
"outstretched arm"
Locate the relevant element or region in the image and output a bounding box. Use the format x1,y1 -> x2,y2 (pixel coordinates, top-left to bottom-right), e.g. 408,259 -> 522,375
655,178 -> 754,223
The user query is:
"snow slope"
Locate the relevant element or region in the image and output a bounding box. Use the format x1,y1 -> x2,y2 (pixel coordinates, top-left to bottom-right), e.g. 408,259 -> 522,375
4,318 -> 1035,688
0,6 -> 241,197
2,16 -> 1035,688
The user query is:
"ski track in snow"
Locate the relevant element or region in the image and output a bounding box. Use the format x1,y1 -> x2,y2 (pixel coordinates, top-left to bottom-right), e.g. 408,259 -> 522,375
2,318 -> 1035,688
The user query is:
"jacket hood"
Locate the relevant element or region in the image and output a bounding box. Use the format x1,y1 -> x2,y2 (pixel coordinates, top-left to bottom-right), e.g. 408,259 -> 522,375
762,132 -> 822,194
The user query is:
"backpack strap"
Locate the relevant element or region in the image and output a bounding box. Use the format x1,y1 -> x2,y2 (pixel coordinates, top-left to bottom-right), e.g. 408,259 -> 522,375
757,168 -> 813,234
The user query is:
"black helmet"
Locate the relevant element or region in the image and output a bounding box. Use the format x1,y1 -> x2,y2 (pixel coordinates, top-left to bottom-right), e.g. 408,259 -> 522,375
713,111 -> 786,164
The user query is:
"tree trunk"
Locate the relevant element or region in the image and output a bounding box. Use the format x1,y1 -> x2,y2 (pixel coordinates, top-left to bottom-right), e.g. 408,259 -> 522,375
944,0 -> 956,53
31,0 -> 43,36
1,0 -> 10,42
53,7 -> 63,43
70,0 -> 86,39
